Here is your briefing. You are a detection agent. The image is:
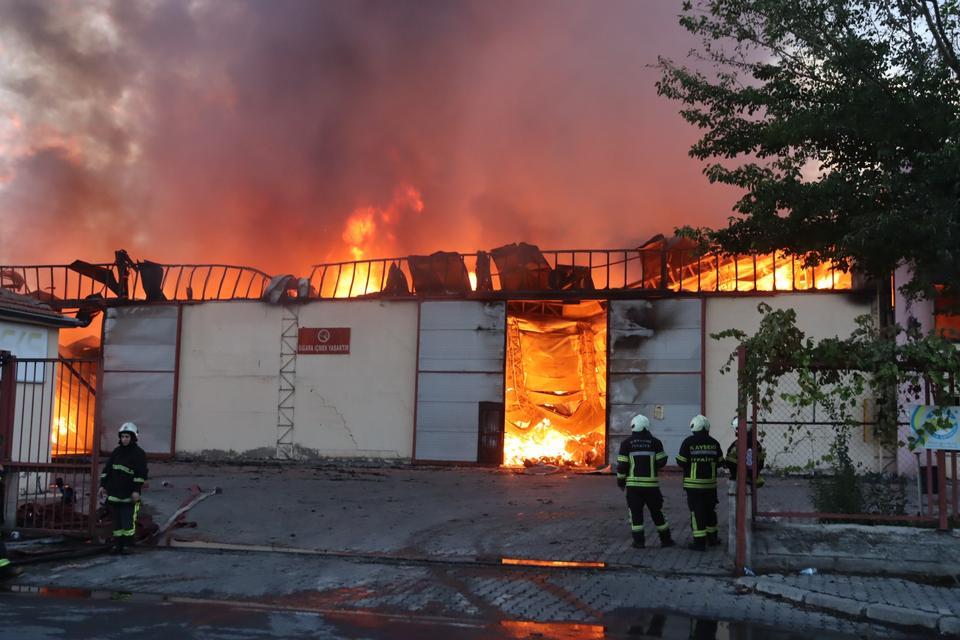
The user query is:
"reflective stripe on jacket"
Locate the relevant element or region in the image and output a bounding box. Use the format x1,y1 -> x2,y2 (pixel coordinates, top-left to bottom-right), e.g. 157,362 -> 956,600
617,429 -> 668,488
100,443 -> 148,500
676,431 -> 723,490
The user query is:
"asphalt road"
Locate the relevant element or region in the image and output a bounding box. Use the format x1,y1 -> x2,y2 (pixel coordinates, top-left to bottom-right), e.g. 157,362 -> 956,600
0,589 -> 874,640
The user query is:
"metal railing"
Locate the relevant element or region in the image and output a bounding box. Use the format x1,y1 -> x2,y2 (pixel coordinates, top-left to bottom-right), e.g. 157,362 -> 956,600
0,248 -> 854,309
0,354 -> 101,535
0,263 -> 272,308
306,248 -> 854,299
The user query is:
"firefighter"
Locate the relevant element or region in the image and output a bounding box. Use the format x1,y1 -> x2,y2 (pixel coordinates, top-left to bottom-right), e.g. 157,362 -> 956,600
0,463 -> 20,579
725,417 -> 765,487
98,422 -> 148,555
676,415 -> 723,551
0,539 -> 14,579
616,413 -> 675,548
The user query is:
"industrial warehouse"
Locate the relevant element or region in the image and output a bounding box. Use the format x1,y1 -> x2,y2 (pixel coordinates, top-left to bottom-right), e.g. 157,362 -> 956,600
0,237 -> 876,482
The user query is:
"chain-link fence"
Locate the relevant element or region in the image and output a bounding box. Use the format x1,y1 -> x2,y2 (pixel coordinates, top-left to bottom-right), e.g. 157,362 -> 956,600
737,357 -> 957,527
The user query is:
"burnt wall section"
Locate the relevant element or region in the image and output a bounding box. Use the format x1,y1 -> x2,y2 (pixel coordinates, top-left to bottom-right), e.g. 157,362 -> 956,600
101,306 -> 179,455
608,299 -> 703,464
415,301 -> 505,462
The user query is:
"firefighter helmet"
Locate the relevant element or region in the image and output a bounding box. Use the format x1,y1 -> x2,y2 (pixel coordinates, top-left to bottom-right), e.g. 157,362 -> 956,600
689,415 -> 710,432
118,422 -> 139,437
630,414 -> 650,432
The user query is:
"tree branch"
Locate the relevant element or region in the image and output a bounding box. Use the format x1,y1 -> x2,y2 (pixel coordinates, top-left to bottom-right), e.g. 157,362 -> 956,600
914,0 -> 960,77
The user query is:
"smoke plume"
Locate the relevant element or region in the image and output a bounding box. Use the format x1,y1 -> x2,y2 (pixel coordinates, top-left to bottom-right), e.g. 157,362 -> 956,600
0,0 -> 738,275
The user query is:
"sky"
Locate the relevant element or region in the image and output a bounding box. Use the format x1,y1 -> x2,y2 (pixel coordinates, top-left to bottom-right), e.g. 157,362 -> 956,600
0,0 -> 739,276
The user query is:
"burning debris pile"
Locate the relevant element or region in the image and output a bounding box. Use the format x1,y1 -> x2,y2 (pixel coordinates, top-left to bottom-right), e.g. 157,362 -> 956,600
503,301 -> 607,468
0,237 -> 853,315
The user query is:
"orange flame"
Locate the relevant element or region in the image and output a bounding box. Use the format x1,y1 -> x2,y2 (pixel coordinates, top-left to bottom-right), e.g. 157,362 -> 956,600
50,396 -> 94,456
342,208 -> 377,261
676,252 -> 851,292
329,184 -> 424,298
503,419 -> 571,466
331,262 -> 387,298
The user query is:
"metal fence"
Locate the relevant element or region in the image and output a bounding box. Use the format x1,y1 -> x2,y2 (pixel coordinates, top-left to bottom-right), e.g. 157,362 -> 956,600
733,348 -> 957,532
0,263 -> 271,307
306,248 -> 854,299
0,247 -> 854,310
0,353 -> 101,535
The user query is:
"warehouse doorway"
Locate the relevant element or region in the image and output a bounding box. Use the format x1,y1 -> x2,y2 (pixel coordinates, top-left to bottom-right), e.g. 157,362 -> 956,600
502,300 -> 607,467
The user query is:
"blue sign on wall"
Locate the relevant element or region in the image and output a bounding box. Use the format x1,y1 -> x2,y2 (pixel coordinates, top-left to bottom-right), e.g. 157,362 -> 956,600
910,405 -> 960,451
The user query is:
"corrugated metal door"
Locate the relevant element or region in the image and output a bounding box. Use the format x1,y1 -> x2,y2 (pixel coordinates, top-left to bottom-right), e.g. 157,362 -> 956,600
608,299 -> 702,464
415,301 -> 505,462
101,305 -> 180,455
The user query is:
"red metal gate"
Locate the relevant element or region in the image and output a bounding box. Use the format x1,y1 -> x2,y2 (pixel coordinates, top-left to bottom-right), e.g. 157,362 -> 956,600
0,351 -> 101,536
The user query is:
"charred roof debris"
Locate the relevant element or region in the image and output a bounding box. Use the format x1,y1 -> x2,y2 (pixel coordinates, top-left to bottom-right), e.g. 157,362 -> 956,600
0,237 -> 857,326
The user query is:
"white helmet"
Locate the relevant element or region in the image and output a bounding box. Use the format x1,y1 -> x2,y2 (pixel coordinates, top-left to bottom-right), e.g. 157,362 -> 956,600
630,414 -> 650,432
119,422 -> 139,437
690,415 -> 710,433
731,416 -> 739,429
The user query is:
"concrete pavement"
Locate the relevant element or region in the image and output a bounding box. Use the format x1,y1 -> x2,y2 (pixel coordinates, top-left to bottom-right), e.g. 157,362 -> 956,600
3,461 -> 956,637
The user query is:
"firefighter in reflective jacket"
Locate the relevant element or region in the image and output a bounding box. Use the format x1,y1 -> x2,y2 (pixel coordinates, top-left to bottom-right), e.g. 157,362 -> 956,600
676,415 -> 723,551
725,417 -> 765,487
98,422 -> 148,554
0,538 -> 13,579
616,414 -> 675,548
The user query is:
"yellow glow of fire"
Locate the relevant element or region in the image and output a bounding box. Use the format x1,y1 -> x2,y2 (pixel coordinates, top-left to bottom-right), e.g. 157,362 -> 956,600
468,271 -> 477,291
680,252 -> 851,292
503,419 -> 576,466
332,262 -> 386,298
50,416 -> 75,446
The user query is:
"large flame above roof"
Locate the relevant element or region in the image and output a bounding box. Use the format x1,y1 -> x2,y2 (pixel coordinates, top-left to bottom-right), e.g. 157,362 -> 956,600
0,2 -> 742,274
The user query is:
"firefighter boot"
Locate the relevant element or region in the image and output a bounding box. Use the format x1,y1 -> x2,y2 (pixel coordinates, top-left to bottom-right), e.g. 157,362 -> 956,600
687,538 -> 706,552
659,531 -> 675,548
0,562 -> 22,579
631,533 -> 645,549
707,531 -> 721,547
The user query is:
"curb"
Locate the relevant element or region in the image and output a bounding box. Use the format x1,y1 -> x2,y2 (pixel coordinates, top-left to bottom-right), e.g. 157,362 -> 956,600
740,577 -> 958,636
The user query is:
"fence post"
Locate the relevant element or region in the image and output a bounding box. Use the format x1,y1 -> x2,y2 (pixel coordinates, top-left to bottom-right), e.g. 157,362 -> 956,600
0,351 -> 16,461
952,452 -> 958,521
0,351 -> 15,527
735,346 -> 748,574
938,450 -> 949,531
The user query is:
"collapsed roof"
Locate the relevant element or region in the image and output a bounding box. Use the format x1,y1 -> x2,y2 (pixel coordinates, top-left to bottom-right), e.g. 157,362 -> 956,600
0,237 -> 855,314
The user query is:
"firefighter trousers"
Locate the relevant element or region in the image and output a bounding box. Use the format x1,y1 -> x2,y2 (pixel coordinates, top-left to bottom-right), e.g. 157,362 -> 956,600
685,488 -> 718,539
109,499 -> 140,546
625,487 -> 670,541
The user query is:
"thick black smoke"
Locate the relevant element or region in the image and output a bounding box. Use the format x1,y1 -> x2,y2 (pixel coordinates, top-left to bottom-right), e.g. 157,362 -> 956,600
0,0 -> 738,274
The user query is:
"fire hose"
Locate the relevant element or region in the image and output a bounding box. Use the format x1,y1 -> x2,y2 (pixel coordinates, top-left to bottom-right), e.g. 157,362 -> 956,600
152,485 -> 222,543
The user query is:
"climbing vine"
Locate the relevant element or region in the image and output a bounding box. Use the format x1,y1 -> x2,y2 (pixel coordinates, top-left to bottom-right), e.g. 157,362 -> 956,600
715,302 -> 960,454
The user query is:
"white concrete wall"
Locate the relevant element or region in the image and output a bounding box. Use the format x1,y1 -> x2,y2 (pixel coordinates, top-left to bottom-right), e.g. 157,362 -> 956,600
0,319 -> 56,359
894,264 -> 935,476
175,300 -> 418,460
176,302 -> 283,455
704,293 -> 882,471
296,300 -> 418,459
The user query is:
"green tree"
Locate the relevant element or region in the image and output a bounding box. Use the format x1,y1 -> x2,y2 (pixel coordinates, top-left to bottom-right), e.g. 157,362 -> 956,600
658,0 -> 960,296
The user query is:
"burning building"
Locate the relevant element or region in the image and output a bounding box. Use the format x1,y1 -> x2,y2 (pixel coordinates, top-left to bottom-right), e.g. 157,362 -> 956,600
0,237 -> 874,473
